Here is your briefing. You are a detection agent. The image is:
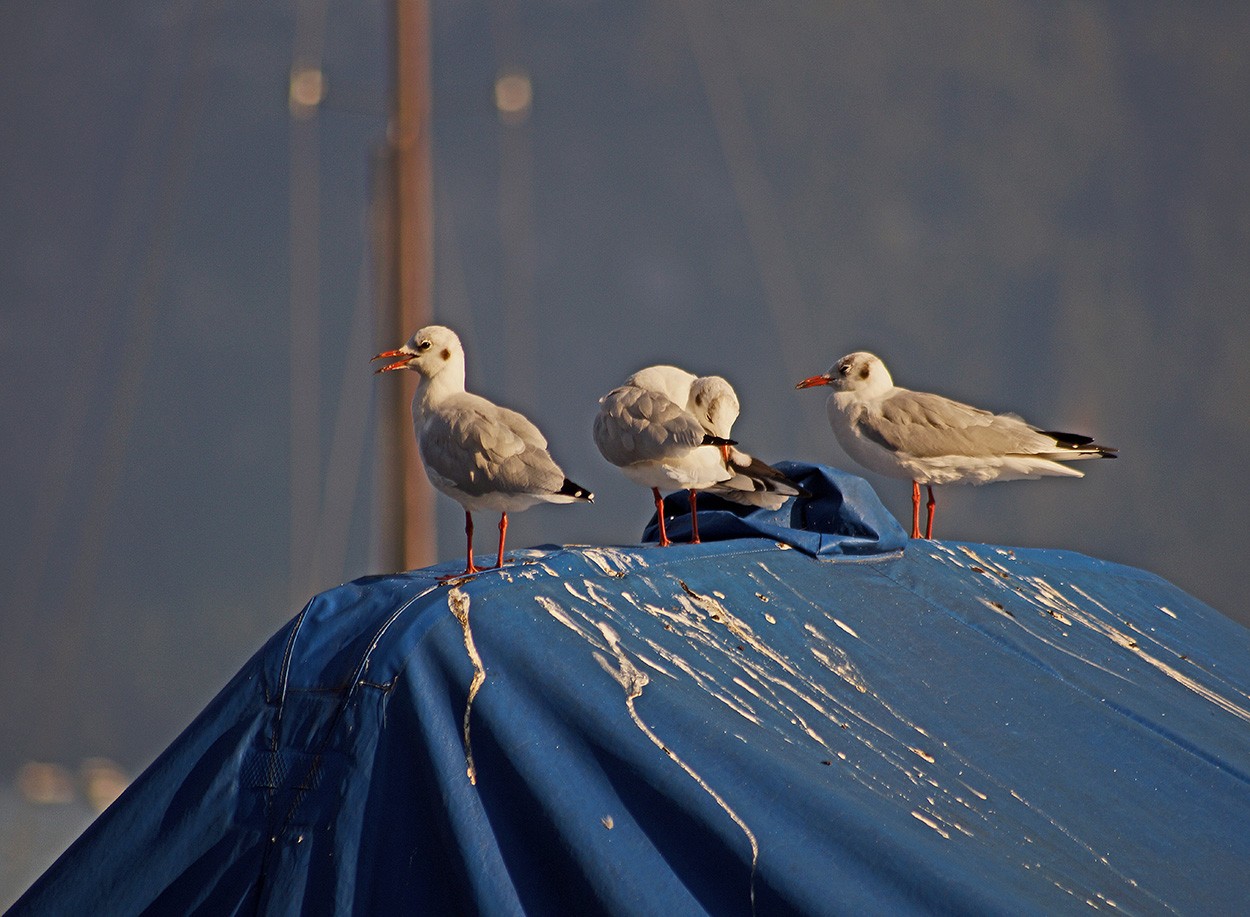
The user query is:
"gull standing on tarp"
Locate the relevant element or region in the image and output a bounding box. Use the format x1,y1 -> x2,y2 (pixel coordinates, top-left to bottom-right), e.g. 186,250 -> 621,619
686,375 -> 806,510
595,365 -> 801,545
797,351 -> 1116,539
374,325 -> 592,578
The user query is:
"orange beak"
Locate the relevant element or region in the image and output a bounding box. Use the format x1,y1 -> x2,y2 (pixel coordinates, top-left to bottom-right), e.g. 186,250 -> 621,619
371,348 -> 413,374
795,373 -> 831,389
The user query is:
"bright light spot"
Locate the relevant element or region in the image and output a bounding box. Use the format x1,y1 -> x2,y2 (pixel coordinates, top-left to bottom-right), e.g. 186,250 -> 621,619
17,761 -> 76,805
494,70 -> 532,124
81,757 -> 129,813
289,67 -> 326,117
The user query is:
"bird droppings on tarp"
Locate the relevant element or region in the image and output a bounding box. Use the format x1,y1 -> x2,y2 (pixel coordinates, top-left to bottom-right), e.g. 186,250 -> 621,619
518,538 -> 1179,913
581,545 -> 645,578
446,587 -> 484,785
591,614 -> 760,914
928,541 -> 1250,726
510,560 -> 562,582
14,464 -> 1250,915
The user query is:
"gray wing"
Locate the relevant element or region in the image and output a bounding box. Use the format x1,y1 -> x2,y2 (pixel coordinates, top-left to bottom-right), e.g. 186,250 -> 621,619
593,385 -> 706,466
421,398 -> 565,497
862,389 -> 1047,458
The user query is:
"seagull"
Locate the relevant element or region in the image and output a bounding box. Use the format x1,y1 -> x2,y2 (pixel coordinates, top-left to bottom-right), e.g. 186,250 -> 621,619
796,351 -> 1116,539
373,325 -> 592,578
594,365 -> 801,545
686,375 -> 807,510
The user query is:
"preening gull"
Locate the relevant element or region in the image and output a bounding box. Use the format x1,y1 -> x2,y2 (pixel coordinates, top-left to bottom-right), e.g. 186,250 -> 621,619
686,375 -> 807,510
374,325 -> 592,577
594,365 -> 802,545
796,351 -> 1116,539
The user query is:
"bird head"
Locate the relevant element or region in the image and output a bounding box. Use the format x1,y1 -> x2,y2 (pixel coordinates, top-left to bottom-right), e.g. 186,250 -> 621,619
372,324 -> 464,379
689,375 -> 740,440
796,351 -> 892,396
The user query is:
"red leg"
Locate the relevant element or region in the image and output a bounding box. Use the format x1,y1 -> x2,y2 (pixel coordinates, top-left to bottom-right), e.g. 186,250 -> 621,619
438,510 -> 482,580
494,512 -> 508,568
925,486 -> 936,540
910,480 -> 921,539
652,487 -> 671,546
689,490 -> 701,544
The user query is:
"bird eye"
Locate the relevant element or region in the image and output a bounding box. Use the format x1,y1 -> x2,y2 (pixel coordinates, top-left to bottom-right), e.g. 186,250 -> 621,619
838,363 -> 850,376
416,340 -> 432,352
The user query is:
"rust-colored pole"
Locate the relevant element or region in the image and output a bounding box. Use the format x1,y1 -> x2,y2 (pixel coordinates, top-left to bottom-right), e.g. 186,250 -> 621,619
386,0 -> 436,569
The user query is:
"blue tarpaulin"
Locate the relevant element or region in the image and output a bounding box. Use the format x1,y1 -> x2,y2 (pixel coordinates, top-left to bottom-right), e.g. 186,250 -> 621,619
13,464 -> 1250,915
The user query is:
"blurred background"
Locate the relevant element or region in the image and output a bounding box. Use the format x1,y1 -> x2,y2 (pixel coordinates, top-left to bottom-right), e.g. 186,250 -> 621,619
2,0 -> 1248,903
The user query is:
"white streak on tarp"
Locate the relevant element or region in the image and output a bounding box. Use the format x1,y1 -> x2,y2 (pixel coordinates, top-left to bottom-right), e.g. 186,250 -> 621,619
581,547 -> 642,577
945,547 -> 1125,678
635,635 -> 761,724
833,618 -> 859,638
732,676 -> 765,700
632,650 -> 676,679
911,809 -> 951,839
583,580 -> 619,610
810,647 -> 868,694
641,600 -> 702,631
514,563 -> 559,581
534,595 -> 607,650
1064,584 -> 1250,722
563,581 -> 591,603
592,620 -> 759,914
448,587 -> 485,785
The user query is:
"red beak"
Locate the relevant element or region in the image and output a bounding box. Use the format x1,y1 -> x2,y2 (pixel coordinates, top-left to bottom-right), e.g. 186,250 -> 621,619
795,373 -> 832,389
371,348 -> 413,374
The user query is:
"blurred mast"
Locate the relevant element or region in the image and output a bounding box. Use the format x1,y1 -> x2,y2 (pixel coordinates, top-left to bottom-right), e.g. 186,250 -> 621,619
382,0 -> 436,570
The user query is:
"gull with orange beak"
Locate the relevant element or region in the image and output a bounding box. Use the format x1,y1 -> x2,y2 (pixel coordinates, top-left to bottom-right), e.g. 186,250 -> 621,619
797,351 -> 1116,539
594,365 -> 802,545
373,325 -> 592,578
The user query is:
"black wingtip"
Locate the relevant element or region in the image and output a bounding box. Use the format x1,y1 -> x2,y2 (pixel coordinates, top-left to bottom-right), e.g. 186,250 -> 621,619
725,454 -> 811,497
1041,430 -> 1118,457
1039,430 -> 1095,448
701,434 -> 737,447
559,478 -> 595,502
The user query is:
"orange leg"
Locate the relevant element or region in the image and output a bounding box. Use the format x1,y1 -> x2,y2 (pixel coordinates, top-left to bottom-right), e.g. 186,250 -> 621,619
438,510 -> 483,580
910,481 -> 921,539
652,488 -> 671,546
494,512 -> 509,568
925,486 -> 936,540
689,490 -> 701,544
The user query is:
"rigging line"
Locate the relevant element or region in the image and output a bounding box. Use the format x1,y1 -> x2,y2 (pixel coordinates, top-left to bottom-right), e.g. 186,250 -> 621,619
313,205 -> 381,587
40,0 -> 228,756
288,0 -> 333,604
10,0 -> 197,633
674,0 -> 829,446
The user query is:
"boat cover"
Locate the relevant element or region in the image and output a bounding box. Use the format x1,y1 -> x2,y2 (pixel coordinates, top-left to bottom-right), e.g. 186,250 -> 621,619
14,464 -> 1250,915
